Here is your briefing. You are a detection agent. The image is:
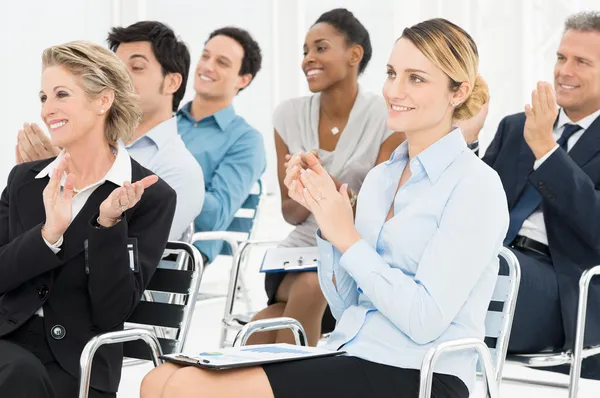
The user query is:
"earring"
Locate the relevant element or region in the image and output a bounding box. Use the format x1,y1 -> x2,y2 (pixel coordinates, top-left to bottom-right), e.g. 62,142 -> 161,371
450,101 -> 456,107
99,109 -> 105,114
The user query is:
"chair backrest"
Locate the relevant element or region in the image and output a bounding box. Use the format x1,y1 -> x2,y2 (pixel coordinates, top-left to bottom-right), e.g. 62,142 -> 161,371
483,247 -> 521,381
220,180 -> 263,256
122,241 -> 203,360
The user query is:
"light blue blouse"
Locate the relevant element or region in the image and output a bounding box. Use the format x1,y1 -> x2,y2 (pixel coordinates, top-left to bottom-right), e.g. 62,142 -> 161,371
317,128 -> 509,392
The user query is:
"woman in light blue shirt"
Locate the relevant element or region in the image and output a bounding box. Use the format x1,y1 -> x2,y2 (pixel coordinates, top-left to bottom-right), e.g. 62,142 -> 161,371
140,18 -> 508,398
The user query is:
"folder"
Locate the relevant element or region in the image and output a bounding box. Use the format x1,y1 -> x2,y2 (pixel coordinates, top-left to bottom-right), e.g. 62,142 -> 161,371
259,246 -> 320,273
160,343 -> 345,370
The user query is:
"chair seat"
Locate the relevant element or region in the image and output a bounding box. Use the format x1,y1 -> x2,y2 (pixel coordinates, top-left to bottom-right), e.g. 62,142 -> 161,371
507,344 -> 600,368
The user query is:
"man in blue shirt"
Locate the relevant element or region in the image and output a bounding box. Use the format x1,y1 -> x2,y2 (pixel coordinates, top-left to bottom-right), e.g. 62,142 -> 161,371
17,22 -> 205,241
177,27 -> 266,263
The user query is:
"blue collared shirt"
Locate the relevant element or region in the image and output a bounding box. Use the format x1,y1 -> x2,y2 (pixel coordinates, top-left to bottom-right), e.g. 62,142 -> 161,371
177,102 -> 266,261
316,128 -> 509,392
127,117 -> 205,241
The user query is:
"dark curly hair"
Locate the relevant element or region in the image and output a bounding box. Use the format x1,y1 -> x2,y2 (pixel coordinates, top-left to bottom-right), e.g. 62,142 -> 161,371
208,27 -> 262,92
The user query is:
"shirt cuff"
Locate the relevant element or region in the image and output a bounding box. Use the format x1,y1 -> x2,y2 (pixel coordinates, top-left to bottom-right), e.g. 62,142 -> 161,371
43,235 -> 63,254
338,239 -> 384,289
533,145 -> 559,170
315,231 -> 350,286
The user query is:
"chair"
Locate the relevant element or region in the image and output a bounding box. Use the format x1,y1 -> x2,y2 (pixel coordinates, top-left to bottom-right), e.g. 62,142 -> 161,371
78,241 -> 204,398
504,264 -> 600,398
219,239 -> 281,347
234,247 -> 521,398
190,180 -> 264,303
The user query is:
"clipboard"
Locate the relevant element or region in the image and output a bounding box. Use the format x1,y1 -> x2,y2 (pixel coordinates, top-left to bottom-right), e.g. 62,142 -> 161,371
259,247 -> 320,273
160,343 -> 345,370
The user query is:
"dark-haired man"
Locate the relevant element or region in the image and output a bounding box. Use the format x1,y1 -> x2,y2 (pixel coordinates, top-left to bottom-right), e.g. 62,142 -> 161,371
178,27 -> 266,263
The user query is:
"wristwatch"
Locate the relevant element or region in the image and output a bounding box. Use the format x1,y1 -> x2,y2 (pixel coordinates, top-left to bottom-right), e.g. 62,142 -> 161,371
467,139 -> 479,152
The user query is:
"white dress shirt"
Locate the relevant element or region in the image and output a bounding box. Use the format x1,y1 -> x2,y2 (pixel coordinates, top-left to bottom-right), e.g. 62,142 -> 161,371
519,108 -> 600,244
127,117 -> 205,240
35,141 -> 132,315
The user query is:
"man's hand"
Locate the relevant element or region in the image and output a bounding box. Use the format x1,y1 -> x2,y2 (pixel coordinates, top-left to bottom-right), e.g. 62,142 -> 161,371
524,81 -> 559,159
17,123 -> 60,164
455,100 -> 489,144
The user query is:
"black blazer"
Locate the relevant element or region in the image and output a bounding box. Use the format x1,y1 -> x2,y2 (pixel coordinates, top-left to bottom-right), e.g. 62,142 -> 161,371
483,112 -> 600,349
0,157 -> 176,393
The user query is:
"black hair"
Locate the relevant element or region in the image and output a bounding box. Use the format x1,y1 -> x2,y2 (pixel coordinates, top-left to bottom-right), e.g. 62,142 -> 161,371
107,21 -> 191,111
314,8 -> 372,74
207,27 -> 262,92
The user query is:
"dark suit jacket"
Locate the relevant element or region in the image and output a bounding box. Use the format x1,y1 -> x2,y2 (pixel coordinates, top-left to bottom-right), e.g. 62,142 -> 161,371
0,157 -> 176,392
483,112 -> 600,349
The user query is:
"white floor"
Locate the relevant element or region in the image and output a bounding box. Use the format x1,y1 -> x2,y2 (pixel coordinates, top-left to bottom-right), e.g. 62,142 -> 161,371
117,194 -> 600,397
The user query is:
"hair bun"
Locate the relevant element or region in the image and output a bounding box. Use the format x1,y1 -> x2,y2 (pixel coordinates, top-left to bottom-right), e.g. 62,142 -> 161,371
454,75 -> 489,120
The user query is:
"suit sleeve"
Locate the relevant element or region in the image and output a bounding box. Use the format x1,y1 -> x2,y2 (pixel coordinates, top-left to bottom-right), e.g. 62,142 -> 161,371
529,148 -> 600,251
0,166 -> 64,295
481,116 -> 508,166
85,182 -> 176,329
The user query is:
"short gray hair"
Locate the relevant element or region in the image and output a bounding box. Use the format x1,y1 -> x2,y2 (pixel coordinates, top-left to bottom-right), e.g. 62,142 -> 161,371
565,11 -> 600,33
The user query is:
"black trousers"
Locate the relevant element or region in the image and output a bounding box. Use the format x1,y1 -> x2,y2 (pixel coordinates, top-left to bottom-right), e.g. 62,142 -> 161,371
507,247 -> 600,380
0,316 -> 115,398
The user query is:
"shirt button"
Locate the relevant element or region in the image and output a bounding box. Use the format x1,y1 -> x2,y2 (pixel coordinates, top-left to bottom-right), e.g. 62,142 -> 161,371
38,285 -> 49,301
413,160 -> 420,167
193,123 -> 198,128
51,325 -> 66,340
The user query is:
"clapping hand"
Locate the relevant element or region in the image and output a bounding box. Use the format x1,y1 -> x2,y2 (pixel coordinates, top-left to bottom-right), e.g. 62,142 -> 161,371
97,176 -> 159,227
524,81 -> 559,159
283,150 -> 321,170
285,152 -> 360,253
41,154 -> 75,244
17,123 -> 60,164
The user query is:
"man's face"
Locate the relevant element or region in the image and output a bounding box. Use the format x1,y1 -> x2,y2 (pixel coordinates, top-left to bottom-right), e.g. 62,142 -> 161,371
554,29 -> 600,120
193,35 -> 248,101
115,41 -> 168,117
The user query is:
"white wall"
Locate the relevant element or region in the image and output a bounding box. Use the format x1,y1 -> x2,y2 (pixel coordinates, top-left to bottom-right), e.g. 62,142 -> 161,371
0,0 -> 598,191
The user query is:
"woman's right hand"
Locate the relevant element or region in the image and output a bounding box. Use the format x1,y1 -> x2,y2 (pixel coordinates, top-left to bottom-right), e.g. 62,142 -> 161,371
41,154 -> 75,244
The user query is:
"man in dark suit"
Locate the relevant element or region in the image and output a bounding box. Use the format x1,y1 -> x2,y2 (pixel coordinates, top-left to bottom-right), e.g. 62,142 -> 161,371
459,11 -> 600,379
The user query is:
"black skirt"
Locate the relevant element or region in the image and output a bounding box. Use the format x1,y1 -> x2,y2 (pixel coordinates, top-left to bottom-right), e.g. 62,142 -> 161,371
262,355 -> 468,398
265,271 -> 336,334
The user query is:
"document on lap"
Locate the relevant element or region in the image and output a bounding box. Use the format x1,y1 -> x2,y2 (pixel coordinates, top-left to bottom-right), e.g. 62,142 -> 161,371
259,247 -> 320,273
160,343 -> 344,370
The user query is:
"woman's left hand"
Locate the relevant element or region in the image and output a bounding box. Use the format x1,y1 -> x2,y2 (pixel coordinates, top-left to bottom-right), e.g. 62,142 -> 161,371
98,175 -> 159,227
295,152 -> 361,253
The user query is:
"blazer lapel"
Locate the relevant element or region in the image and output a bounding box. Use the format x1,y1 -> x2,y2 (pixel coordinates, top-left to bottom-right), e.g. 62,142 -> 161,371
14,178 -> 47,231
568,116 -> 600,168
511,136 -> 536,208
14,168 -> 118,265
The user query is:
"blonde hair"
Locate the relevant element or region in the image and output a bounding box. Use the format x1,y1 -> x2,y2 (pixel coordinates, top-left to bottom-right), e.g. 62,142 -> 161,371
401,18 -> 489,120
42,40 -> 141,143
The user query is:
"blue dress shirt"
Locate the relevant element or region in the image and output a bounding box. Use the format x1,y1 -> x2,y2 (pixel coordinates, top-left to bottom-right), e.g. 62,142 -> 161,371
177,102 -> 266,262
127,117 -> 205,241
316,128 -> 509,392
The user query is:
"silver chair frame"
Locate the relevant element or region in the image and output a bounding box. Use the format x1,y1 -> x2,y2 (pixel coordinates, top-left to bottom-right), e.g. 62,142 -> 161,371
190,181 -> 264,305
233,317 -> 308,347
220,240 -> 281,347
78,241 -> 204,398
418,247 -> 521,398
505,264 -> 600,398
